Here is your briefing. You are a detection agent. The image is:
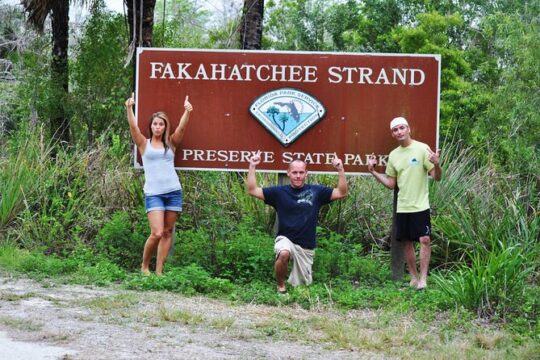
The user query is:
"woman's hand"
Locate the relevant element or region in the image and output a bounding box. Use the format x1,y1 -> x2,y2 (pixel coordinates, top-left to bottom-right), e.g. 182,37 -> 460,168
125,92 -> 135,108
184,95 -> 193,113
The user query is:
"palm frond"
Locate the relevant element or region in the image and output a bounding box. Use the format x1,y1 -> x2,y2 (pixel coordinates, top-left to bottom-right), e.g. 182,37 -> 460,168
21,0 -> 54,32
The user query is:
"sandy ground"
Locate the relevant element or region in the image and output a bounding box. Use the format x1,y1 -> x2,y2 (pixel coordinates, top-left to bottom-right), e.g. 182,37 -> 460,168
0,271 -> 385,359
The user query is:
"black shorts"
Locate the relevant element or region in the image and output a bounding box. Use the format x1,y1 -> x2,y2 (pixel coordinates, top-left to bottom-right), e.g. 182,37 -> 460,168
395,209 -> 431,242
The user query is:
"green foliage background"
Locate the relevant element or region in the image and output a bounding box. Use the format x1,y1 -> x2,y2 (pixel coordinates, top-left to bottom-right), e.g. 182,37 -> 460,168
0,0 -> 538,339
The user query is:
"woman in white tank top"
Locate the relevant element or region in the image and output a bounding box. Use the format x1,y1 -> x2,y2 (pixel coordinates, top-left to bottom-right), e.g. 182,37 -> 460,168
125,93 -> 193,275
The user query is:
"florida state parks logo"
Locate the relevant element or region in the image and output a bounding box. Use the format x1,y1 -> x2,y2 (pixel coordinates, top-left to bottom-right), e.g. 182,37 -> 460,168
249,88 -> 326,146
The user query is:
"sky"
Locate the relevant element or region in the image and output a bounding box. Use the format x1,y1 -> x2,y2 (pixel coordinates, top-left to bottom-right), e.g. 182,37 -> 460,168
2,0 -> 242,18
101,0 -> 242,31
108,0 -> 244,29
103,0 -> 242,15
104,0 -> 124,13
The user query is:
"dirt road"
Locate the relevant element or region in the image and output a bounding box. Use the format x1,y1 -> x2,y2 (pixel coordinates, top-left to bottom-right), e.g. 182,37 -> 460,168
0,272 -> 383,359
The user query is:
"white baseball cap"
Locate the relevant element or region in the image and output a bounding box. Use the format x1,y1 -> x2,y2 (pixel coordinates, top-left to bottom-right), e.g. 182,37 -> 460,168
390,117 -> 409,130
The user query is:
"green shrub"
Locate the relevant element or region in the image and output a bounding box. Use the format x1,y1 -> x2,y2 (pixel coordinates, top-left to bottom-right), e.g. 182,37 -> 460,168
125,264 -> 235,295
315,229 -> 390,284
170,228 -> 213,270
72,260 -> 127,286
216,219 -> 274,282
18,252 -> 79,278
506,285 -> 540,338
0,244 -> 33,270
94,210 -> 146,270
171,213 -> 274,282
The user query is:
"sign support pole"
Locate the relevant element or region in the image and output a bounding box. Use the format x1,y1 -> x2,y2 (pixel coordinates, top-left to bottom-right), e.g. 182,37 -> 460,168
390,187 -> 404,280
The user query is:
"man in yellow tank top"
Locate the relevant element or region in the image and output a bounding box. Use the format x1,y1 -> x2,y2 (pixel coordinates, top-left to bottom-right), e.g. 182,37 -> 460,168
367,117 -> 441,290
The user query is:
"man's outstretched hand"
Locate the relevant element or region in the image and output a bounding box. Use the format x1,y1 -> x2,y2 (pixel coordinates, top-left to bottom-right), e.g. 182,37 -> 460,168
332,154 -> 344,171
249,150 -> 262,167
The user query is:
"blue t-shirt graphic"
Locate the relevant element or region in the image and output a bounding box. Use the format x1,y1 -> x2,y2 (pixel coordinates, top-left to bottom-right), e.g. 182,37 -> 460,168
263,184 -> 333,249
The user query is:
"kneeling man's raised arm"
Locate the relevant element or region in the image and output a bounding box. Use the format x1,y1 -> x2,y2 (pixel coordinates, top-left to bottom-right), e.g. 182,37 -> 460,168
247,150 -> 265,200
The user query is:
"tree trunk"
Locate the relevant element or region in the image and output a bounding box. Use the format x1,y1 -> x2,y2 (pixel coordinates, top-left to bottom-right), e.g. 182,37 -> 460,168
125,0 -> 156,95
240,0 -> 264,50
50,0 -> 70,144
125,0 -> 157,48
237,1 -> 264,183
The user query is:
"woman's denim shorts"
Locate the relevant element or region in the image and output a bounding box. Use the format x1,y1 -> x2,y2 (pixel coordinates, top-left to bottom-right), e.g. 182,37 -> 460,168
145,189 -> 183,213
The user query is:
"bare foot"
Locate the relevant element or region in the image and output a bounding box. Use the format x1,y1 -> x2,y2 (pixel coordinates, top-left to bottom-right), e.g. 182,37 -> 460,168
141,266 -> 151,276
409,278 -> 418,287
416,280 -> 427,290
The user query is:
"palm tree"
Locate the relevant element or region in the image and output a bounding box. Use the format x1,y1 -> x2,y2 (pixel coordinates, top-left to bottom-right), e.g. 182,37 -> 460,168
278,113 -> 288,132
123,0 -> 157,91
22,0 -> 71,144
240,0 -> 264,49
266,105 -> 279,121
124,0 -> 157,48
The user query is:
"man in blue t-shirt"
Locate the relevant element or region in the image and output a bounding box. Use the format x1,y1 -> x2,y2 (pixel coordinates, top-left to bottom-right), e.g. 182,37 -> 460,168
247,151 -> 348,293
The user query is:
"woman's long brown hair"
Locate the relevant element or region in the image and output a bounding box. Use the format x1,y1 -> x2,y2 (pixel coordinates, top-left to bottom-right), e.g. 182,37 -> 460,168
148,112 -> 171,155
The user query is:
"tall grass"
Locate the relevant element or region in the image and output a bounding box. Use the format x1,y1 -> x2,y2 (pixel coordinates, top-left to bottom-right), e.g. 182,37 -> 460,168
431,141 -> 539,320
435,242 -> 533,319
321,174 -> 392,248
1,127 -> 142,254
433,187 -> 539,319
429,140 -> 486,213
19,143 -> 141,253
433,169 -> 539,262
0,127 -> 51,232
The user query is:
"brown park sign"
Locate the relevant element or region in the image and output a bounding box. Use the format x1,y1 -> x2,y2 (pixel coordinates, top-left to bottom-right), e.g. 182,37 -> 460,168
135,48 -> 440,174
